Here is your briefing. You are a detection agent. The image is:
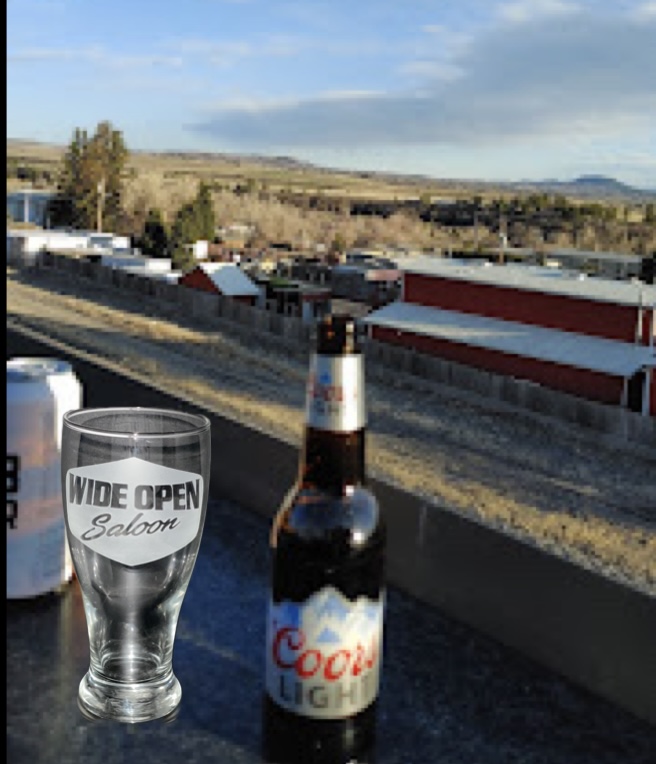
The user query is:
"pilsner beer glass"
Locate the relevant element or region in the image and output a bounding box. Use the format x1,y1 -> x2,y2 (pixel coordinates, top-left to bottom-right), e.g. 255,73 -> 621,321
61,407 -> 211,723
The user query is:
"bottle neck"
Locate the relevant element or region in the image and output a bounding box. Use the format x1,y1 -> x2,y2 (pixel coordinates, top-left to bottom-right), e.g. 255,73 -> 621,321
299,427 -> 366,492
299,350 -> 366,492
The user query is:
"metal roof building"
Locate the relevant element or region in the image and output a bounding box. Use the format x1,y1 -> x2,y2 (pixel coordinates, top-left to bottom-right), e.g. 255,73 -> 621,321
365,302 -> 653,378
178,262 -> 260,304
399,257 -> 655,307
365,257 -> 656,416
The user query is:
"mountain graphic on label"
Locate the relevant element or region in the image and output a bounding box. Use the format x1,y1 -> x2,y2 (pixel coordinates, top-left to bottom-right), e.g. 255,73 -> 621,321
313,594 -> 350,622
291,587 -> 383,645
316,627 -> 341,644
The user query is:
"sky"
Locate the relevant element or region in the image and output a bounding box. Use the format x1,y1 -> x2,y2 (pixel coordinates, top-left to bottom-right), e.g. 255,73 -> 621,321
7,0 -> 656,189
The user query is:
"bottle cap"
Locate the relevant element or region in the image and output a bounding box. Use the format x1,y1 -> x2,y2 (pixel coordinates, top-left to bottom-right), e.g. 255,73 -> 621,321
315,314 -> 361,354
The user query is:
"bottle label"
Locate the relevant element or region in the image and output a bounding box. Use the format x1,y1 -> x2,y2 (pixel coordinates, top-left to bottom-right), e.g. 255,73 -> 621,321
266,586 -> 385,719
64,457 -> 204,566
306,355 -> 366,432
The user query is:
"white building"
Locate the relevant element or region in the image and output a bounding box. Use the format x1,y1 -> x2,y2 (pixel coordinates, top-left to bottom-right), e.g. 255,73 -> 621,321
100,252 -> 173,271
6,190 -> 57,227
546,248 -> 644,280
6,228 -> 90,266
117,265 -> 181,283
6,227 -> 134,267
192,240 -> 209,260
87,232 -> 132,252
179,262 -> 260,303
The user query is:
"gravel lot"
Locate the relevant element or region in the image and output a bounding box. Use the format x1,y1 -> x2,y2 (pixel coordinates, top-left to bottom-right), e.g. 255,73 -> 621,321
6,265 -> 656,595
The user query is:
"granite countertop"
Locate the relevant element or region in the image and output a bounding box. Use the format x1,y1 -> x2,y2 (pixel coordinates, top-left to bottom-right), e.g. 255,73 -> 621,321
7,497 -> 656,764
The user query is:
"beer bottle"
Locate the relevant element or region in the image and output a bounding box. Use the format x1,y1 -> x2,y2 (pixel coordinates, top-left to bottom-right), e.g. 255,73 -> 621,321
262,313 -> 386,764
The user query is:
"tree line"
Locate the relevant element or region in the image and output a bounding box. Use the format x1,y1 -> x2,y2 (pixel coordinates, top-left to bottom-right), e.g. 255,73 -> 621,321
9,120 -> 656,263
42,121 -> 216,271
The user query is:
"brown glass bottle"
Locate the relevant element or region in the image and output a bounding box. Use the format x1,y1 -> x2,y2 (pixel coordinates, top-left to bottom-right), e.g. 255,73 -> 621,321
262,314 -> 386,764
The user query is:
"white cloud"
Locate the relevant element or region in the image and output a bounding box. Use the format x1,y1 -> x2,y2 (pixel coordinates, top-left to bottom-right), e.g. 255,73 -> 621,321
201,90 -> 383,114
161,38 -> 253,70
108,54 -> 184,70
633,1 -> 656,18
399,24 -> 472,82
189,7 -> 656,163
8,45 -> 183,69
318,89 -> 383,100
398,60 -> 464,81
163,33 -> 390,65
260,34 -> 309,57
9,0 -> 68,10
496,0 -> 580,23
8,46 -> 98,62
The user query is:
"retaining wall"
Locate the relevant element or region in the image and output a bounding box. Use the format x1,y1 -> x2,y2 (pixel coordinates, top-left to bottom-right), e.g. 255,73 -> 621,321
31,251 -> 656,449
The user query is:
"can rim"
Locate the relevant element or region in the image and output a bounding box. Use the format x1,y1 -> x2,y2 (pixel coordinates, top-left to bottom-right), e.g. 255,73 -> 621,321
63,407 -> 211,438
7,357 -> 74,381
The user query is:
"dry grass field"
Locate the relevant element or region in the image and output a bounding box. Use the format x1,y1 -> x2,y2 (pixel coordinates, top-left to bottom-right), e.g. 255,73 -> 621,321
7,139 -> 495,250
6,263 -> 656,597
7,138 -> 483,202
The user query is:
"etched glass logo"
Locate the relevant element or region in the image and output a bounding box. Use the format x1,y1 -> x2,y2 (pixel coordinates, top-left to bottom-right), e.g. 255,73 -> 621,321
65,457 -> 203,566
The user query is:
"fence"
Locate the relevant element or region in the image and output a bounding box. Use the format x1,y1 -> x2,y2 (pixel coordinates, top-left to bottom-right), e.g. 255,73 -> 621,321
364,340 -> 656,451
31,250 -> 656,450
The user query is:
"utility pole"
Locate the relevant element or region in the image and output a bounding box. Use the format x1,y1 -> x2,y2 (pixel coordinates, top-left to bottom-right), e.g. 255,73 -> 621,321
499,213 -> 507,264
473,210 -> 479,252
97,177 -> 106,232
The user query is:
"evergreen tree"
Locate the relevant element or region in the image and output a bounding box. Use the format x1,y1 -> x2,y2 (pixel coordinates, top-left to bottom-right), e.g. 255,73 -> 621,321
170,202 -> 199,271
48,128 -> 87,228
87,120 -> 129,231
138,208 -> 169,257
48,121 -> 128,231
169,182 -> 216,270
195,182 -> 216,241
645,203 -> 655,224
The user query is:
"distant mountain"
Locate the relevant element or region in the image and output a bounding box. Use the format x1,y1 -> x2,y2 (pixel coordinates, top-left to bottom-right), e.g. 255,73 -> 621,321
506,175 -> 656,201
367,171 -> 656,201
7,138 -> 655,201
310,166 -> 656,201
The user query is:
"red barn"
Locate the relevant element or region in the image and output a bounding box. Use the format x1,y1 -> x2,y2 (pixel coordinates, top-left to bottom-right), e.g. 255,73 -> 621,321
365,258 -> 656,416
179,262 -> 260,306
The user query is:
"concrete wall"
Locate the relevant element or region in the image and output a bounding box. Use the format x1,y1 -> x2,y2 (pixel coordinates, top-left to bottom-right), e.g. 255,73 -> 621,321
6,322 -> 656,728
32,251 -> 656,449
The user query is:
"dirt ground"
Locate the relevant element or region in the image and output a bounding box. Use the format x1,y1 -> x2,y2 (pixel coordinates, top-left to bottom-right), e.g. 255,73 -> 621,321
6,265 -> 656,595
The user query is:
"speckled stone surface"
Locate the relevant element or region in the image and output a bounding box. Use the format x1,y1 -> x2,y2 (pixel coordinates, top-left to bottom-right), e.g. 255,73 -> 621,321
7,498 -> 656,764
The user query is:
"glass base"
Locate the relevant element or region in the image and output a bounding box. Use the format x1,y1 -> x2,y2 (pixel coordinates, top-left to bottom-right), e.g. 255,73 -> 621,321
77,669 -> 182,724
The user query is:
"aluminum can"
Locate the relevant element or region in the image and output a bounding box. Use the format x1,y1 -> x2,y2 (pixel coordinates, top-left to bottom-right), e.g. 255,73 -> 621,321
6,357 -> 82,598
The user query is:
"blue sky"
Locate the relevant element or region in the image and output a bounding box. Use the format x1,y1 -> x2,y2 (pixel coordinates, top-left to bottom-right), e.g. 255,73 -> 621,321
7,0 -> 656,188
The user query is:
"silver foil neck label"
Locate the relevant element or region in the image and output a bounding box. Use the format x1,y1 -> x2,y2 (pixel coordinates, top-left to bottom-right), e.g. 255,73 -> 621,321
305,355 -> 366,432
